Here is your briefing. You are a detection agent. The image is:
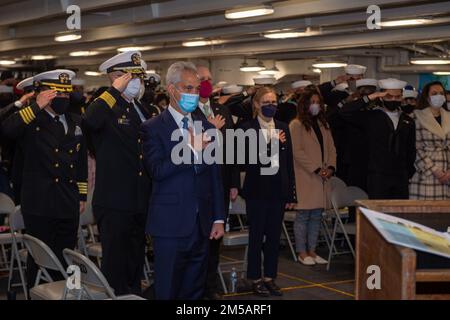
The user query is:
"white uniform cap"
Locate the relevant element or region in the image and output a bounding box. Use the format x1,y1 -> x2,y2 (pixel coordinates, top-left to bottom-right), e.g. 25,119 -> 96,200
356,78 -> 378,88
34,69 -> 76,92
334,82 -> 349,92
146,72 -> 161,83
222,85 -> 243,95
253,75 -> 276,85
378,78 -> 407,90
16,77 -> 34,91
345,64 -> 367,75
0,85 -> 13,93
72,78 -> 85,86
403,89 -> 418,99
215,81 -> 228,88
99,51 -> 147,76
291,80 -> 312,89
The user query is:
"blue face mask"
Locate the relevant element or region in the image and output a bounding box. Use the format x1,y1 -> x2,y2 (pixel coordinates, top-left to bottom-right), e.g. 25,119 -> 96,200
178,92 -> 199,113
261,104 -> 277,118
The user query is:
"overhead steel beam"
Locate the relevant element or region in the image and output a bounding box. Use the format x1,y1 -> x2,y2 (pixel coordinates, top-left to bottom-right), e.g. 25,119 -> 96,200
1,1 -> 449,55
55,24 -> 450,66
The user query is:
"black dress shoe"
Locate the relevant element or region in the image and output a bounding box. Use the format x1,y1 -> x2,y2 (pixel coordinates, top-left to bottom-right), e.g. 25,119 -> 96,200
252,281 -> 270,297
264,280 -> 283,296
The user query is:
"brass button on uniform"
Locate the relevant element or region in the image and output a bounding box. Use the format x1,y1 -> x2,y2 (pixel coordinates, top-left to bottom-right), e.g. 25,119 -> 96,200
70,164 -> 74,169
54,163 -> 59,168
55,148 -> 59,153
138,138 -> 142,143
69,179 -> 74,183
139,155 -> 143,160
138,171 -> 143,176
54,178 -> 59,183
69,149 -> 73,154
36,127 -> 40,131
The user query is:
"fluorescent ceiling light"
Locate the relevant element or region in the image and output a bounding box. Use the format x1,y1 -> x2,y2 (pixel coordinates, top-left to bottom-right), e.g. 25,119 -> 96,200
117,46 -> 155,52
240,60 -> 266,72
0,60 -> 15,65
84,71 -> 103,77
259,69 -> 278,75
182,40 -> 223,47
31,55 -> 56,60
312,62 -> 347,68
377,18 -> 430,27
433,71 -> 450,75
69,51 -> 100,57
225,5 -> 274,20
264,31 -> 307,39
54,33 -> 82,42
410,58 -> 450,65
313,68 -> 322,73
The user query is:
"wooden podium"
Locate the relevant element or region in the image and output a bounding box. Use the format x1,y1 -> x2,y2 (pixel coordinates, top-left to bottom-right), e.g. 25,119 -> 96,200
355,200 -> 450,300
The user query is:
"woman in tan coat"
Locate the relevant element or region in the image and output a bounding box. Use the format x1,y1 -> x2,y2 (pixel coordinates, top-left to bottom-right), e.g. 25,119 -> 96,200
289,87 -> 337,265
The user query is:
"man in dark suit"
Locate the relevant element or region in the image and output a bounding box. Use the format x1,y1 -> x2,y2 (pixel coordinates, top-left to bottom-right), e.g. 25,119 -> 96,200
2,70 -> 87,287
83,51 -> 151,295
194,65 -> 240,300
141,61 -> 225,300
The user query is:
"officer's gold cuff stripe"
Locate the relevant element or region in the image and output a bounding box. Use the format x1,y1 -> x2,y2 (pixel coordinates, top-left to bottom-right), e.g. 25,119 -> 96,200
77,181 -> 88,194
98,91 -> 116,108
19,107 -> 36,124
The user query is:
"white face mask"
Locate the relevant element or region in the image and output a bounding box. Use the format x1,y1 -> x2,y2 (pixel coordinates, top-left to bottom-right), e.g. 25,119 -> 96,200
429,94 -> 446,109
309,103 -> 320,116
123,78 -> 141,100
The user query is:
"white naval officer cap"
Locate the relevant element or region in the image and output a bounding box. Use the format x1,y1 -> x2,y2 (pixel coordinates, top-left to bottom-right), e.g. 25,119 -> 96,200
33,69 -> 76,93
222,85 -> 243,95
291,80 -> 312,89
345,64 -> 367,75
378,78 -> 407,90
16,77 -> 35,91
403,89 -> 418,99
99,51 -> 147,78
356,78 -> 378,88
253,75 -> 276,85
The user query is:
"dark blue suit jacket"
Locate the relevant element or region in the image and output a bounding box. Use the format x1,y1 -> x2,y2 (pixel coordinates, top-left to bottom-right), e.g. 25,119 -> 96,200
140,108 -> 225,238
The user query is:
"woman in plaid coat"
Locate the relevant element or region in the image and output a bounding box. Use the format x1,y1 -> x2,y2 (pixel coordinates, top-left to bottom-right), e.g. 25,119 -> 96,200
410,81 -> 450,199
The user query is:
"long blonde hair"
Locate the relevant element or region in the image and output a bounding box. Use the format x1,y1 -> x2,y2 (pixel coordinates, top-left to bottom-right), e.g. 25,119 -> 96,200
252,86 -> 277,117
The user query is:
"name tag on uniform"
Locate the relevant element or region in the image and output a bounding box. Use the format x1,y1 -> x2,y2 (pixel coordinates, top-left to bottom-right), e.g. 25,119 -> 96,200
74,126 -> 83,136
118,118 -> 130,125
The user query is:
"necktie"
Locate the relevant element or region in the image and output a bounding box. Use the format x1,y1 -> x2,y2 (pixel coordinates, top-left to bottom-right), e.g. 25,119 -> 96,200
183,116 -> 199,173
204,104 -> 211,118
54,116 -> 65,136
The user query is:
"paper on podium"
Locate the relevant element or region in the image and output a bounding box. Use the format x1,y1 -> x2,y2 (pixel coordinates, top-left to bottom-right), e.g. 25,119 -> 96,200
360,208 -> 450,259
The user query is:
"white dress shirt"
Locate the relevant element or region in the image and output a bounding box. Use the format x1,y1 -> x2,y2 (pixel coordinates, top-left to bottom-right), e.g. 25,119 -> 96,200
45,110 -> 68,134
257,115 -> 276,142
199,99 -> 214,118
383,110 -> 400,130
132,100 -> 146,123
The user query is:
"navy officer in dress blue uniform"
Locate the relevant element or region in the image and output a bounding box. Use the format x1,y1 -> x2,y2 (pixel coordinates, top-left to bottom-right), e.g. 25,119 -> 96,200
83,51 -> 151,295
2,69 -> 88,287
140,61 -> 225,300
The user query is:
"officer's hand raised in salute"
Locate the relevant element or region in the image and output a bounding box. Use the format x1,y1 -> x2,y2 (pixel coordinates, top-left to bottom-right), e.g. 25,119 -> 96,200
36,90 -> 57,109
112,72 -> 132,92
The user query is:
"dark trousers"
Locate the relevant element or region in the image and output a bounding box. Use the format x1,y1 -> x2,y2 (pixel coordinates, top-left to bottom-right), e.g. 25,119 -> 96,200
23,213 -> 79,288
246,199 -> 284,280
205,192 -> 229,295
93,206 -> 146,296
367,173 -> 409,199
152,219 -> 209,300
